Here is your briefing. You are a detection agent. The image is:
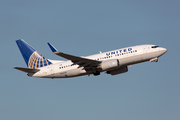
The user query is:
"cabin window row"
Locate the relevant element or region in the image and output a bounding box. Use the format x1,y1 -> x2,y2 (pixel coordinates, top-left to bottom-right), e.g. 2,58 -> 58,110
95,50 -> 137,60
59,64 -> 75,69
115,50 -> 137,56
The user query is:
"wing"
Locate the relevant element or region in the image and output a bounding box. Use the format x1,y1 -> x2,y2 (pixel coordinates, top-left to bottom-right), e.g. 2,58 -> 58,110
47,43 -> 101,67
14,67 -> 40,73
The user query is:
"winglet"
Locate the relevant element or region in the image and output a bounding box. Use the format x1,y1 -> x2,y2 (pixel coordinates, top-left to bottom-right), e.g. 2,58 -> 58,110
47,43 -> 58,53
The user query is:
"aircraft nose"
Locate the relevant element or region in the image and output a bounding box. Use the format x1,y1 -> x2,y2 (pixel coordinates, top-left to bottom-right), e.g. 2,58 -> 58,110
160,47 -> 167,54
162,48 -> 167,53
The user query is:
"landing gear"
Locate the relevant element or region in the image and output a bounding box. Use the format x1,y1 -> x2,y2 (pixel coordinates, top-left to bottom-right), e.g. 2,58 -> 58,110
93,71 -> 100,76
150,57 -> 158,62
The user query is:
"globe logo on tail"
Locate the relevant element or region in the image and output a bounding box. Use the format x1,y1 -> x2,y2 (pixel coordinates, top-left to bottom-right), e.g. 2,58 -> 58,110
28,51 -> 52,69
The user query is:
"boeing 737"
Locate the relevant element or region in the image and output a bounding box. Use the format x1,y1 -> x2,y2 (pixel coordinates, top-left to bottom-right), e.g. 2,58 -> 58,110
14,39 -> 167,78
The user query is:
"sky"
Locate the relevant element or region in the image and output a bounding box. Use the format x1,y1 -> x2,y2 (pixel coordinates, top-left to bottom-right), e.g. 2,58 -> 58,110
0,0 -> 180,120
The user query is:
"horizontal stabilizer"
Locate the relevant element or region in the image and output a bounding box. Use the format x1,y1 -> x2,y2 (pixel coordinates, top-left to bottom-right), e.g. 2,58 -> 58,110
14,67 -> 40,73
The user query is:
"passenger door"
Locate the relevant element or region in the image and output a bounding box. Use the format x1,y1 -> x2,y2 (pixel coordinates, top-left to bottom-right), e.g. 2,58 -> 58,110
143,46 -> 147,54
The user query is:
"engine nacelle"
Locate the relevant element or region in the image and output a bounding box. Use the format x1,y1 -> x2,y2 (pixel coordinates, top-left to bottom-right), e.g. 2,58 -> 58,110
106,66 -> 128,75
100,59 -> 119,71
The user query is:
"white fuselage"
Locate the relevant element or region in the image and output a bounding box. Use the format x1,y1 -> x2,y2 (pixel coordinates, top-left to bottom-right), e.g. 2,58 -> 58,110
29,45 -> 167,78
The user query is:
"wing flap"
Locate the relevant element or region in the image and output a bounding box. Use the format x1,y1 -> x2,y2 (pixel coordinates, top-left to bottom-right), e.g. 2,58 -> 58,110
14,67 -> 40,73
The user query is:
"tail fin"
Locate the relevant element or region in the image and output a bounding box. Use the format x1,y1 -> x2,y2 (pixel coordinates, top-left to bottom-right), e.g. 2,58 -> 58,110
16,39 -> 52,69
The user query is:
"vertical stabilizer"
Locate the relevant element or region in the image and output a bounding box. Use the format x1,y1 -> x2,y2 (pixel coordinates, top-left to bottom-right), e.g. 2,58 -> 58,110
16,39 -> 52,69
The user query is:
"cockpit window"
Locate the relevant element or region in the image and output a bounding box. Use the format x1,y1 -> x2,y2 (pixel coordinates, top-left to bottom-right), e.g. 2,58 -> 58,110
151,46 -> 159,48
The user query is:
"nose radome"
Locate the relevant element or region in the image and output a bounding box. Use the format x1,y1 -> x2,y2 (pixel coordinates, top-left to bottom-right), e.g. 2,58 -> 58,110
161,47 -> 167,53
163,48 -> 167,53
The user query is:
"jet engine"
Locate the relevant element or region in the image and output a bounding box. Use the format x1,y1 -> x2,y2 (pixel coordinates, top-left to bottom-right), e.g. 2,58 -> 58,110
106,66 -> 128,75
100,59 -> 120,71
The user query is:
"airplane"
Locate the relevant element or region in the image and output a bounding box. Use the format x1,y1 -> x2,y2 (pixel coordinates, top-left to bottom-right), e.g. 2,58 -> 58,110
14,39 -> 167,78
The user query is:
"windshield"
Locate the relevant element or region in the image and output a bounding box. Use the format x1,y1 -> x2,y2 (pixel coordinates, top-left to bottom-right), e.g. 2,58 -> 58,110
151,46 -> 159,48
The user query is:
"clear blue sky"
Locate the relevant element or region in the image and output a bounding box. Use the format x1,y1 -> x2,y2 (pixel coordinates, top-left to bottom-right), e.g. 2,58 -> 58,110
0,0 -> 180,120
